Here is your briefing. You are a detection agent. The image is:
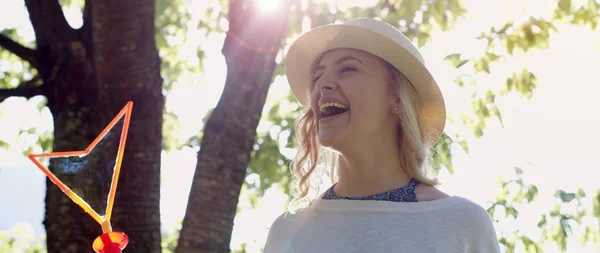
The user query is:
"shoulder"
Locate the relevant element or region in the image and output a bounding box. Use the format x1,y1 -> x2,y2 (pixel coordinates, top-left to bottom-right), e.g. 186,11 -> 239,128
266,209 -> 302,233
415,185 -> 500,250
415,185 -> 490,222
417,188 -> 495,227
269,209 -> 301,226
439,196 -> 502,252
450,197 -> 496,225
263,208 -> 313,252
415,184 -> 450,201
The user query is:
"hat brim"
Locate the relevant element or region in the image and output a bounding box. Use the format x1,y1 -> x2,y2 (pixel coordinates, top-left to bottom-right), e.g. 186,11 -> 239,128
285,24 -> 446,147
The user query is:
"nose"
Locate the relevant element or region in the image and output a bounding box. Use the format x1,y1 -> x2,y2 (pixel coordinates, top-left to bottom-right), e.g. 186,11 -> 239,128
315,74 -> 337,93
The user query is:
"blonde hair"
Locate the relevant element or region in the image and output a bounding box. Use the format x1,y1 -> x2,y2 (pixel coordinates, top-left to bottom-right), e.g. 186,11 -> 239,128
288,59 -> 440,210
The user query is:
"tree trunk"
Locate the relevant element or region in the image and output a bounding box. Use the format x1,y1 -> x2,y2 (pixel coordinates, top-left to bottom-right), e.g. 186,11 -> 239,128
0,0 -> 163,252
23,1 -> 103,252
92,0 -> 164,252
175,0 -> 292,252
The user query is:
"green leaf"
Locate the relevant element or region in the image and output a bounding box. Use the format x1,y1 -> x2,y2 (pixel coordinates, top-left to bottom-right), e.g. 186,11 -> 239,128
38,132 -> 53,152
433,0 -> 446,24
196,48 -> 206,73
443,53 -> 469,68
59,0 -> 74,7
487,205 -> 496,218
453,76 -> 465,87
504,70 -> 537,98
537,216 -> 547,228
486,52 -> 501,62
514,167 -> 523,175
577,188 -> 586,197
457,140 -> 469,153
557,190 -> 576,203
590,190 -> 600,220
434,134 -> 454,174
526,185 -> 538,202
36,97 -> 47,112
0,140 -> 9,148
506,206 -> 519,218
559,0 -> 572,13
474,58 -> 490,73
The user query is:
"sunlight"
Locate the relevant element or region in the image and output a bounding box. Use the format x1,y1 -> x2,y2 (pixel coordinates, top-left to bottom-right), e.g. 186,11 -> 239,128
3,0 -> 600,252
257,0 -> 280,14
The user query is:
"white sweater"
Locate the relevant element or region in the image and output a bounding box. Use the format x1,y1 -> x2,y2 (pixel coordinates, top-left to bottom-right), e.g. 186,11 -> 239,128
263,196 -> 501,253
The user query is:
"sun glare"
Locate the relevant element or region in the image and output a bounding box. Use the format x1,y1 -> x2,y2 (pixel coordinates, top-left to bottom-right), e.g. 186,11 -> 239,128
257,0 -> 280,13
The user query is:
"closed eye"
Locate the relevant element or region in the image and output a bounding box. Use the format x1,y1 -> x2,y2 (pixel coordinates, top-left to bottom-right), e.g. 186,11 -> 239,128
313,66 -> 356,83
340,66 -> 356,74
313,74 -> 322,83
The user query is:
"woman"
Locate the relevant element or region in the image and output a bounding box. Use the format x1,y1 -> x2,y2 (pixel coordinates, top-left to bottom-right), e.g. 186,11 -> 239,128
263,18 -> 500,253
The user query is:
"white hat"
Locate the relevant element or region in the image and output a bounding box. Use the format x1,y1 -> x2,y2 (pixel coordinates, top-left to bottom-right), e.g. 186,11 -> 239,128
285,18 -> 446,147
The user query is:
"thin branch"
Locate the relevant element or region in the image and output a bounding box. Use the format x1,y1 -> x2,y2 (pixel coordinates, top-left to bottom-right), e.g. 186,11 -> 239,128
80,0 -> 94,52
24,0 -> 76,47
0,76 -> 44,103
0,34 -> 40,69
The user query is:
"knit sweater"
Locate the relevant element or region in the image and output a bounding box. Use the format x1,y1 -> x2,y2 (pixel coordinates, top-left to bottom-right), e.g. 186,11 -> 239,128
263,196 -> 501,253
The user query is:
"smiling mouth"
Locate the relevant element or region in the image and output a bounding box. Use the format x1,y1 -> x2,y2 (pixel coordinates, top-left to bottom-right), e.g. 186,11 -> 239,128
320,102 -> 349,119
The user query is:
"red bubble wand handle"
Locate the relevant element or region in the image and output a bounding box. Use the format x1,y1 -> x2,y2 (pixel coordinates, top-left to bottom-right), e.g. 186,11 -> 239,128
93,221 -> 129,253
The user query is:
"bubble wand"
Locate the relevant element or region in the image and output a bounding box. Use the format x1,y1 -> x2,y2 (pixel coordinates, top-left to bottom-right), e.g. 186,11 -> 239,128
27,101 -> 133,253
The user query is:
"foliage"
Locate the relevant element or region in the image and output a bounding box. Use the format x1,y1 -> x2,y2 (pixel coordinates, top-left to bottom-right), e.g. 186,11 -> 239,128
161,224 -> 181,253
445,2 -> 600,251
58,0 -> 84,10
244,0 -> 600,252
156,0 -> 229,152
488,166 -> 600,252
442,0 -> 598,143
155,0 -> 195,92
284,0 -> 465,47
430,133 -> 456,174
554,0 -> 600,28
155,0 -> 193,152
488,166 -> 541,252
0,224 -> 46,253
2,0 -> 600,252
0,29 -> 37,92
247,91 -> 302,197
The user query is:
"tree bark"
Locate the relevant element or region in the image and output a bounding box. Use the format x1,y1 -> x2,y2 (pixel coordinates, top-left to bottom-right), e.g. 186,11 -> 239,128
27,1 -> 102,252
92,0 -> 164,252
175,0 -> 292,252
7,0 -> 164,252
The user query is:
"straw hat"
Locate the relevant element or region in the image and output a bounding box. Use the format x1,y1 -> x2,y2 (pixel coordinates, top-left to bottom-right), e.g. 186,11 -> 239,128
285,18 -> 446,147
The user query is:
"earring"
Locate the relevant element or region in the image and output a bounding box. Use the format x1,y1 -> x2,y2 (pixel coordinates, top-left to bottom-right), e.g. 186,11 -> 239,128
393,107 -> 399,111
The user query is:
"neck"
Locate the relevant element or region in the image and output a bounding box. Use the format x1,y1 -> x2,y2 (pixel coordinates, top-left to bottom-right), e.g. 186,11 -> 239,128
333,131 -> 411,197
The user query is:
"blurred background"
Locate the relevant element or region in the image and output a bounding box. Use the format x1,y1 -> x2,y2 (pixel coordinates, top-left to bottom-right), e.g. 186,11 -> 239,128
1,0 -> 599,252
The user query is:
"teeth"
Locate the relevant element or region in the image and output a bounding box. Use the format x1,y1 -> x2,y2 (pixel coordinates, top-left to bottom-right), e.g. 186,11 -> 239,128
319,102 -> 348,112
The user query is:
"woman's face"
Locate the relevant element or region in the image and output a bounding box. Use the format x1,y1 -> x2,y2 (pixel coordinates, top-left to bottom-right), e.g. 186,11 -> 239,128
310,48 -> 398,149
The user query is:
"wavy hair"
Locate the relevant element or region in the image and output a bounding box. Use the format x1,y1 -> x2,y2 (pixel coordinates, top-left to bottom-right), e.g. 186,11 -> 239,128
288,59 -> 439,209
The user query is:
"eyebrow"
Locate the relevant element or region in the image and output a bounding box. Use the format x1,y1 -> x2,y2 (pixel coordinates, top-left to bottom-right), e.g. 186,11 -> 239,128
315,55 -> 363,72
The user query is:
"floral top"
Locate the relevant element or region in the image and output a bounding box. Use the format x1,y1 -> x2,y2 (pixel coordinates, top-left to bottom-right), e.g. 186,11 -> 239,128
320,178 -> 420,202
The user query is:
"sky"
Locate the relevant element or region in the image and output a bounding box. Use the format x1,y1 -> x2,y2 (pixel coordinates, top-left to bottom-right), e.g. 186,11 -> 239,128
1,0 -> 600,252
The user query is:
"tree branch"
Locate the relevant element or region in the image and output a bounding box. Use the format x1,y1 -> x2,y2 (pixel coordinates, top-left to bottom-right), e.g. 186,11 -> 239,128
24,0 -> 76,47
0,77 -> 44,103
0,34 -> 40,69
82,0 -> 93,32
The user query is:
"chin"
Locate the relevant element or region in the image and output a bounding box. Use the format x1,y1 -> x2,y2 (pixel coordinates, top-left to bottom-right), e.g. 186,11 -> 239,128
317,130 -> 348,152
316,112 -> 352,151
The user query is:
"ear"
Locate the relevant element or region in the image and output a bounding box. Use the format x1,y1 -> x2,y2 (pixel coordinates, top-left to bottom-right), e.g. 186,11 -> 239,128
391,103 -> 402,114
387,92 -> 402,113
